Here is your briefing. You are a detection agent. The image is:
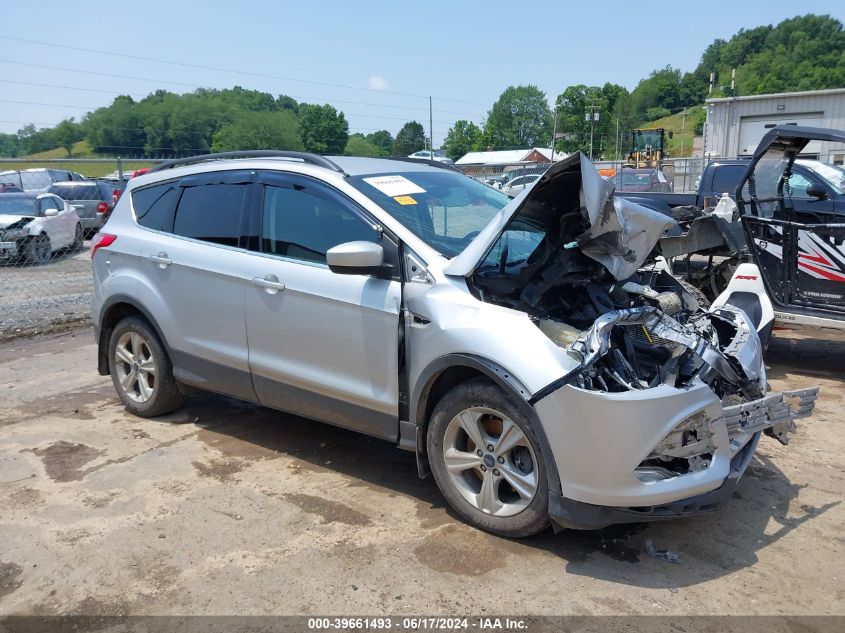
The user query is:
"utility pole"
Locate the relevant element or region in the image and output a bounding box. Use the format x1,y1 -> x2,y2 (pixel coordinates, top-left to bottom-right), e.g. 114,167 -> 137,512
680,109 -> 686,158
429,96 -> 433,153
585,104 -> 600,161
615,117 -> 620,161
550,103 -> 559,161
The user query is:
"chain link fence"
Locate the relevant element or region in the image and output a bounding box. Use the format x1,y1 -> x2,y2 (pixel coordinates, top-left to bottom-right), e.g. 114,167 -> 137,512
0,154 -> 712,341
0,158 -> 162,340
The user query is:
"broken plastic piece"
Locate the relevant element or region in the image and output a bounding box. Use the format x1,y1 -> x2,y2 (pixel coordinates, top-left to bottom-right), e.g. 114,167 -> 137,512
645,539 -> 681,564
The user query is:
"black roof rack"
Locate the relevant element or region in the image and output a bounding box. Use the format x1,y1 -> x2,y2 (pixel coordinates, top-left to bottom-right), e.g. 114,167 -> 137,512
149,150 -> 347,174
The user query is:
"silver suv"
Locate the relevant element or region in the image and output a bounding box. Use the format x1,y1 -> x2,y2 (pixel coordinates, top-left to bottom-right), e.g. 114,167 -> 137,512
92,150 -> 818,537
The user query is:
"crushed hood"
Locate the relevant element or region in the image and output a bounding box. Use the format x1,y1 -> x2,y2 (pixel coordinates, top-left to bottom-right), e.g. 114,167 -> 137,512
446,152 -> 676,280
0,214 -> 34,230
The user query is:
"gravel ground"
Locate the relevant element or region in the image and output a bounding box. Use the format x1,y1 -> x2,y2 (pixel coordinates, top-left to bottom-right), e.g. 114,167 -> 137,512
0,329 -> 842,621
0,242 -> 93,341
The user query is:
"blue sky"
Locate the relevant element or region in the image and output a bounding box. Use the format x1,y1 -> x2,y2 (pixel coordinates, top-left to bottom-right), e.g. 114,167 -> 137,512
1,1 -> 843,145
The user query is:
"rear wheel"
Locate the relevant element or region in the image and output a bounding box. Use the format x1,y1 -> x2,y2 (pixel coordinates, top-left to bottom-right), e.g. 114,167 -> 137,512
109,316 -> 184,417
70,224 -> 83,250
427,378 -> 550,538
24,234 -> 51,265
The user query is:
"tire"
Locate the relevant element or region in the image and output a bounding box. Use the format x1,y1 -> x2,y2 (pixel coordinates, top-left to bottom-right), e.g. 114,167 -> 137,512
427,378 -> 550,538
70,224 -> 83,251
108,315 -> 184,417
24,234 -> 51,265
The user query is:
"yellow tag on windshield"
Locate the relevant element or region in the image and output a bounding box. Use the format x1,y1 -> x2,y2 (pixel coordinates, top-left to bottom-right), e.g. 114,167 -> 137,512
394,195 -> 417,205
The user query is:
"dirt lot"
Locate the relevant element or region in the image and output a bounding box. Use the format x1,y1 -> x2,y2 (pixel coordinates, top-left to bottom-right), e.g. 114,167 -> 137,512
0,327 -> 842,617
0,242 -> 93,341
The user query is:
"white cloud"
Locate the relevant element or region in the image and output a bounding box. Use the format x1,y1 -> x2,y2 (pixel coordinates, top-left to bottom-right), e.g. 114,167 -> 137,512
368,75 -> 389,91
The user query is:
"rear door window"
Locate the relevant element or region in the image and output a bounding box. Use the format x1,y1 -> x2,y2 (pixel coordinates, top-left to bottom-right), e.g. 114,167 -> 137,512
172,183 -> 247,247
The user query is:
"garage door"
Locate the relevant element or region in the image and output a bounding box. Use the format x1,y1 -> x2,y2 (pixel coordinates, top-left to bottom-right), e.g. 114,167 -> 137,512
737,112 -> 824,156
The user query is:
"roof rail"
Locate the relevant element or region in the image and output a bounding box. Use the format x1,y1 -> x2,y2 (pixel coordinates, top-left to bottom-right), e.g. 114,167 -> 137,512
149,150 -> 347,174
384,156 -> 462,173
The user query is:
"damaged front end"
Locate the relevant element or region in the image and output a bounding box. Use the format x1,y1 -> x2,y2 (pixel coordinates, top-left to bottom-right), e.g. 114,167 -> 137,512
446,152 -> 818,522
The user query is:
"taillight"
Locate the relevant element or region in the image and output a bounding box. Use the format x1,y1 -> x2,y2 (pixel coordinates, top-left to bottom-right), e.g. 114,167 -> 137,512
91,233 -> 117,259
96,202 -> 110,214
112,189 -> 121,205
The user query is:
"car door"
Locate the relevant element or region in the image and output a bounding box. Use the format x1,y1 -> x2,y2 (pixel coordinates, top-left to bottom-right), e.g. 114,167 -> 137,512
786,168 -> 835,221
38,196 -> 74,249
140,170 -> 256,402
244,171 -> 402,440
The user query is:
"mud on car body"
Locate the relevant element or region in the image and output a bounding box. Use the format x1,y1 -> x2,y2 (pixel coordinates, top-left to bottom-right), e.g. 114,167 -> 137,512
92,150 -> 818,537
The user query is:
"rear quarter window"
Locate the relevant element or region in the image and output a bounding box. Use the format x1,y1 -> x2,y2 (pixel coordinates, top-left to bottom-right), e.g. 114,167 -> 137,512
131,182 -> 181,231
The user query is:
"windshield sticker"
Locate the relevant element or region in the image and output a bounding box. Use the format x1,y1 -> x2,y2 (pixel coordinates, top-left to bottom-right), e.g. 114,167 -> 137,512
363,175 -> 426,197
393,195 -> 417,205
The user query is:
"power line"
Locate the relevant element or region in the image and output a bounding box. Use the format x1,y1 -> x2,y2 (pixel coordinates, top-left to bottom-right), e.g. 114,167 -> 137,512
0,35 -> 486,106
0,77 -> 481,117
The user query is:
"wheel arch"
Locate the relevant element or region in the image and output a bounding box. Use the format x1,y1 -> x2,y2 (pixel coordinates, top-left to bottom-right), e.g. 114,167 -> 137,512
410,354 -> 561,497
96,295 -> 172,376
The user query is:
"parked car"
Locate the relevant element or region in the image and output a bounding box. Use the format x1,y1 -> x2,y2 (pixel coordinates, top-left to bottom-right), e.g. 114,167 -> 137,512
91,150 -> 816,537
407,150 -> 454,165
0,192 -> 83,264
501,174 -> 540,197
614,167 -> 673,193
0,168 -> 87,192
48,180 -> 118,234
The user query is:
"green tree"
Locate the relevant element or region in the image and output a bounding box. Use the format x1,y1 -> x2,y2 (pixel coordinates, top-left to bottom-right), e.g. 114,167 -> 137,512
50,118 -> 83,157
0,133 -> 19,157
393,121 -> 426,155
484,85 -> 552,150
299,104 -> 349,154
442,120 -> 484,160
365,130 -> 394,156
345,134 -> 381,157
276,94 -> 300,115
16,124 -> 55,155
211,110 -> 302,152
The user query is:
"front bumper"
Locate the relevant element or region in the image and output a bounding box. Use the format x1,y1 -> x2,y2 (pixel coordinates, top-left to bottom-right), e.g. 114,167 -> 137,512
534,381 -> 818,528
0,241 -> 19,258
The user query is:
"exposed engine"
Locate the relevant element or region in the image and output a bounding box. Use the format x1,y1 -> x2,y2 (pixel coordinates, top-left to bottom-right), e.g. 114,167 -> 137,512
466,153 -> 764,404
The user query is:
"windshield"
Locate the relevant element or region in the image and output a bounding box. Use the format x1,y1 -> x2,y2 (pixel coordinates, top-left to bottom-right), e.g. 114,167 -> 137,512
622,172 -> 651,185
0,197 -> 37,215
632,130 -> 663,151
348,171 -> 510,258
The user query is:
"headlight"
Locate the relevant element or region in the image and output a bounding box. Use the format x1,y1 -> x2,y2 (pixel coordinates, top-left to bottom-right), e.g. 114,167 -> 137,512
3,228 -> 28,240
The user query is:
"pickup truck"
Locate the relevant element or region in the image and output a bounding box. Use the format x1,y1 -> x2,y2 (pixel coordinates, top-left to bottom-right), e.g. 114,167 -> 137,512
619,158 -> 845,220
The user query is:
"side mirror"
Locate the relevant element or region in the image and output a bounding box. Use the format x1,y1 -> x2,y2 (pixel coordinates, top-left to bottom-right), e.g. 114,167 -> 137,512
806,182 -> 828,199
326,241 -> 388,277
44,208 -> 59,217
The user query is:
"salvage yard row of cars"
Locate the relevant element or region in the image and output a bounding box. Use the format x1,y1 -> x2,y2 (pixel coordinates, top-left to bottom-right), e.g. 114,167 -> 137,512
0,168 -> 123,265
89,129 -> 831,537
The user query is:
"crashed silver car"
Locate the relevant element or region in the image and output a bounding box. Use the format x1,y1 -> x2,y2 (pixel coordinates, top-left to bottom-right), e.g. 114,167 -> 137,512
92,150 -> 818,537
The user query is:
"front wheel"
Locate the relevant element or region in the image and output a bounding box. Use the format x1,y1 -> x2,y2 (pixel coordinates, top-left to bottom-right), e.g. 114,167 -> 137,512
24,234 -> 51,265
427,378 -> 550,538
109,316 -> 184,417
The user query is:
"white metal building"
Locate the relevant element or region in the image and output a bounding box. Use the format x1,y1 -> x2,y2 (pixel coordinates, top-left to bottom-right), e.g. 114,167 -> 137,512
704,88 -> 845,164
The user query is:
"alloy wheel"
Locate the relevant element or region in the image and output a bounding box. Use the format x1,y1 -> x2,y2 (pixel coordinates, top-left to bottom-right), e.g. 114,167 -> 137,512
441,407 -> 538,517
114,332 -> 157,403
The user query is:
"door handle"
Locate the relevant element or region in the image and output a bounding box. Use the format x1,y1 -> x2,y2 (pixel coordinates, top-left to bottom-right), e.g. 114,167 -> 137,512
149,252 -> 171,268
252,274 -> 286,294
